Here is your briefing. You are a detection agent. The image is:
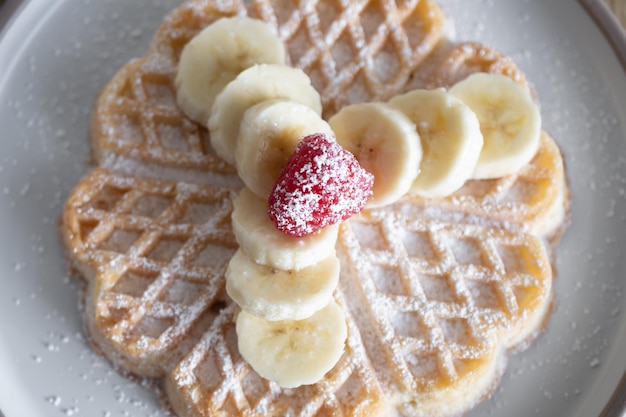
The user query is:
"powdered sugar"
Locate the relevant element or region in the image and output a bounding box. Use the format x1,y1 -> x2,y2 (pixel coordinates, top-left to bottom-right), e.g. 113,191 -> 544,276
268,134 -> 374,237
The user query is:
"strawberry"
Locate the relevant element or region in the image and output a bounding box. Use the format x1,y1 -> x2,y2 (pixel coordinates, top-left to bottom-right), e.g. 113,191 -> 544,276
268,133 -> 374,237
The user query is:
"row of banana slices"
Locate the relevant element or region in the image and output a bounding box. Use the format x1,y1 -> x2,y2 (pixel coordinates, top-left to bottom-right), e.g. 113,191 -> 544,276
177,16 -> 542,205
330,73 -> 541,202
175,16 -> 542,388
177,16 -> 349,388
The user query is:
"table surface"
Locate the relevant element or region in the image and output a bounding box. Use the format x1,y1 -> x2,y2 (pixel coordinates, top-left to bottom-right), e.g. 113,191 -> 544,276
605,0 -> 626,26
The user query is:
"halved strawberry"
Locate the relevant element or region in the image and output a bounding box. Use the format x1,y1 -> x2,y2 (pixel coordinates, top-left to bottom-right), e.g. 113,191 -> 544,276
268,133 -> 374,237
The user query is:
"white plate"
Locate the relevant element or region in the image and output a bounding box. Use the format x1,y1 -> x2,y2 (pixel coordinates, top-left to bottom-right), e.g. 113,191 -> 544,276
1,0 -> 625,416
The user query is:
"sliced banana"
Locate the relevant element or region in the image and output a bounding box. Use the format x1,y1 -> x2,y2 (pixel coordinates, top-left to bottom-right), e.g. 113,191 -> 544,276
329,102 -> 422,207
231,188 -> 339,271
236,99 -> 335,199
449,73 -> 541,180
236,299 -> 347,388
209,64 -> 322,165
175,16 -> 286,126
389,88 -> 483,198
226,249 -> 339,321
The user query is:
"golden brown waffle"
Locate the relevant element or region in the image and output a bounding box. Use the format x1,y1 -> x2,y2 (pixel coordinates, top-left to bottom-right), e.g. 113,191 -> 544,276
403,41 -> 566,237
62,168 -> 238,377
336,209 -> 552,416
63,168 -> 552,416
407,132 -> 566,236
93,0 -> 445,181
60,0 -> 569,416
414,41 -> 530,91
165,295 -> 390,416
91,0 -> 564,234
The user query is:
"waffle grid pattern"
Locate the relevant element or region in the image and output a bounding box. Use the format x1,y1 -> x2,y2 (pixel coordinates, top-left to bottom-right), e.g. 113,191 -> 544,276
95,0 -> 445,172
63,167 -> 552,414
94,59 -> 234,172
168,294 -> 386,416
154,0 -> 445,117
249,0 -> 445,116
65,169 -> 238,374
93,0 -> 563,230
414,133 -> 565,230
338,210 -> 551,395
419,42 -> 530,91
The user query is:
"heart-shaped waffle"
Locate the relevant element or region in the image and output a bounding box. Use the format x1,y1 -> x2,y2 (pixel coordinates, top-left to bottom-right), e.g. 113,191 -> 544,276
61,0 -> 569,415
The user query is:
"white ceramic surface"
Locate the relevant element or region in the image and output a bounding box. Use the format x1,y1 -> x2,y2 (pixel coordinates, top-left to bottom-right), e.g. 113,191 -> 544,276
0,0 -> 625,416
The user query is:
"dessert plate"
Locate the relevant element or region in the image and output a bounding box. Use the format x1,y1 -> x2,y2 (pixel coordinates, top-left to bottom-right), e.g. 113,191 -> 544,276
0,0 -> 625,416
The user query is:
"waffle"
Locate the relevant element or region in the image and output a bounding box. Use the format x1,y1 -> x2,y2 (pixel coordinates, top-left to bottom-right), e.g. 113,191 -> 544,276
411,41 -> 530,92
60,0 -> 569,416
337,209 -> 552,416
406,131 -> 566,237
92,0 -> 446,180
91,4 -> 564,236
61,168 -> 238,377
63,168 -> 553,416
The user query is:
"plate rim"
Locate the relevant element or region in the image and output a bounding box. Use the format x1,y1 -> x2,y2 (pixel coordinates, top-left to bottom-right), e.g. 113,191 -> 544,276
0,0 -> 29,36
575,3 -> 626,415
579,0 -> 626,74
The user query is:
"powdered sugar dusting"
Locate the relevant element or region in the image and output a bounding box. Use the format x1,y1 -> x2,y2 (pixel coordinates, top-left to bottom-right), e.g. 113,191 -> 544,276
336,208 -> 553,412
268,134 -> 374,237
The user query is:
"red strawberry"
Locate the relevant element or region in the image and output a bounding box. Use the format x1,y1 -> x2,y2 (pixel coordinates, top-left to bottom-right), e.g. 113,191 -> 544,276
268,133 -> 374,237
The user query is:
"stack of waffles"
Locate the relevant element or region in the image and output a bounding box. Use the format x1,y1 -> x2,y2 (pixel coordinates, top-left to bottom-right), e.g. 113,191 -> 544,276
60,0 -> 569,416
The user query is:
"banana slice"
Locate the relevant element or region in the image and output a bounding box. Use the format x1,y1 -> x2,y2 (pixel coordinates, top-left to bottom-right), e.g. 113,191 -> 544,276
175,16 -> 286,126
209,64 -> 322,165
226,249 -> 340,321
231,188 -> 339,271
329,102 -> 422,207
236,299 -> 347,388
449,73 -> 541,179
389,88 -> 483,198
236,99 -> 335,199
